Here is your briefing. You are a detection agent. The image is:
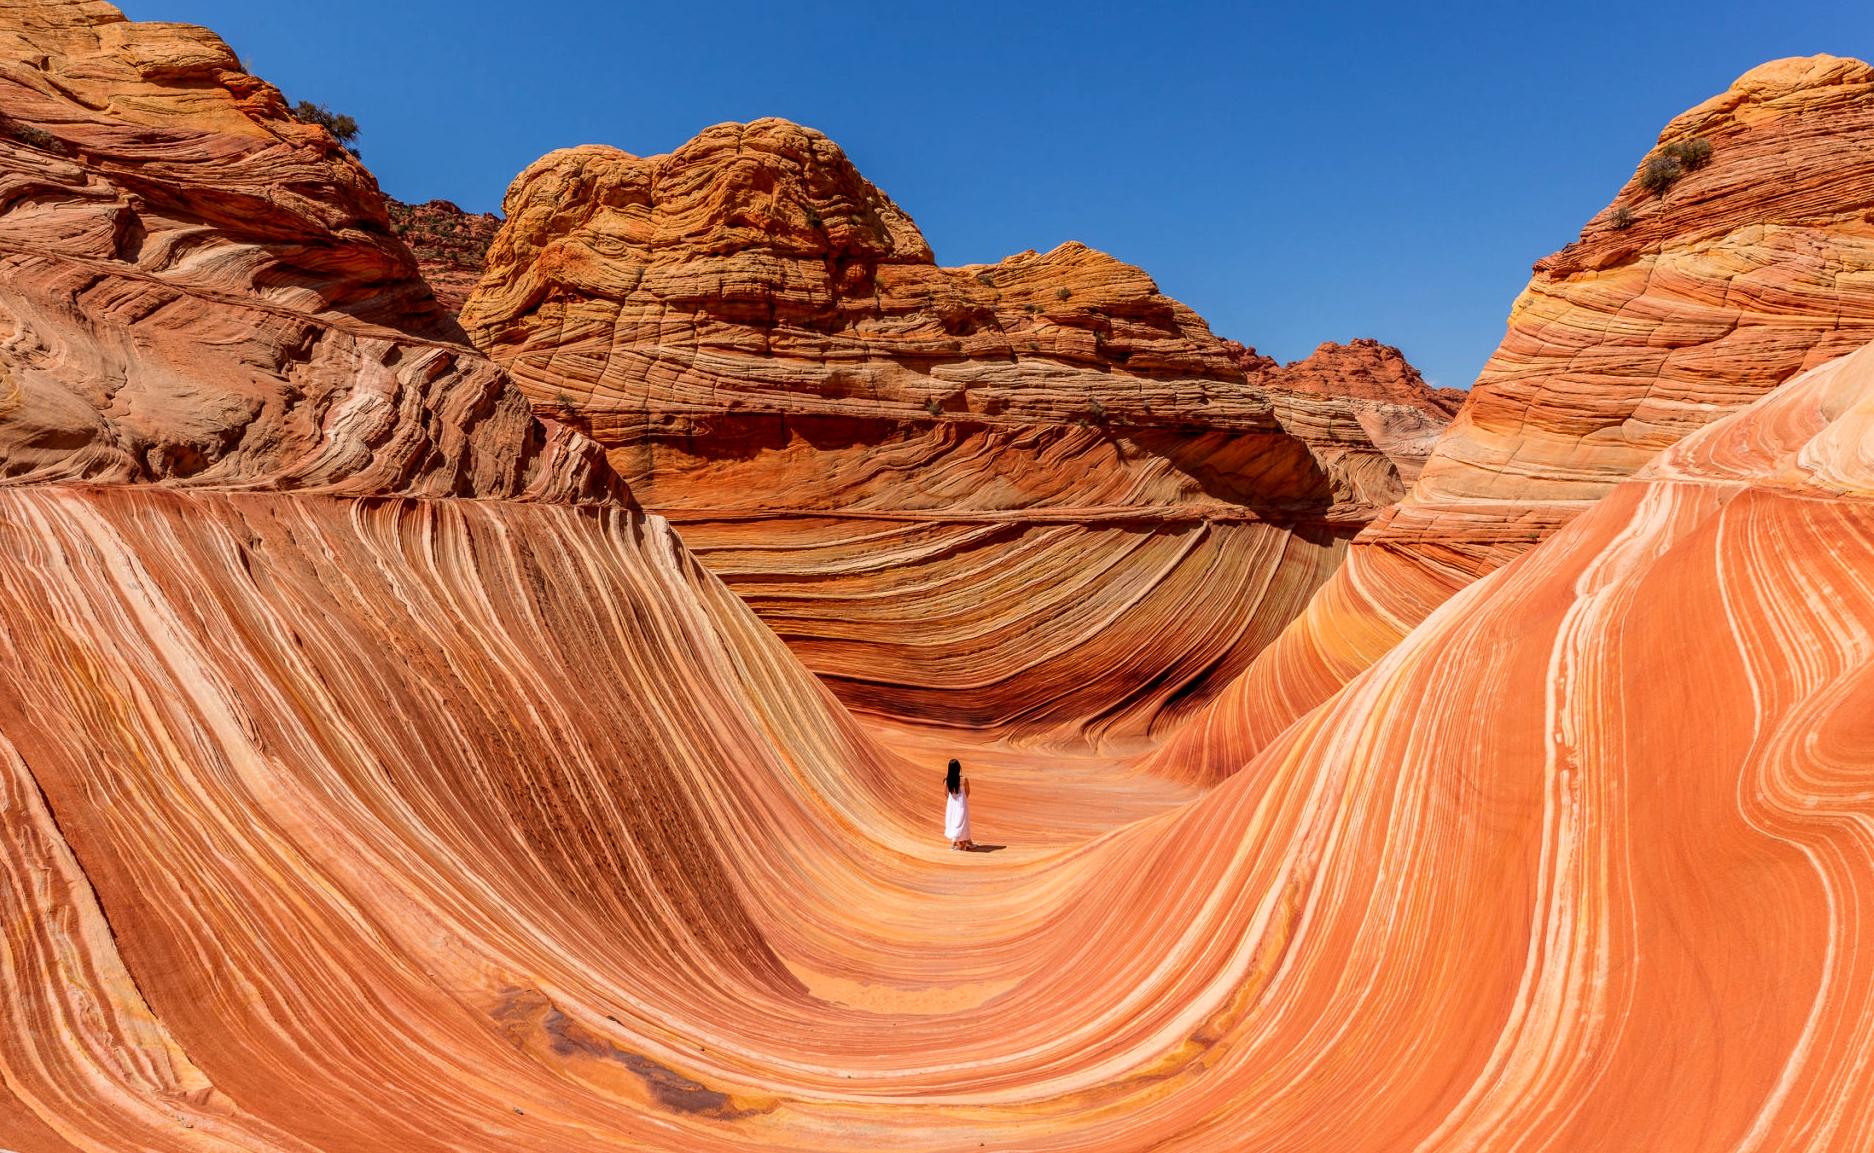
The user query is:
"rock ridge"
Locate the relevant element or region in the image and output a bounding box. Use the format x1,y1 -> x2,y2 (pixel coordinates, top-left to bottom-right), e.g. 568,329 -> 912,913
0,0 -> 622,501
461,116 -> 1450,743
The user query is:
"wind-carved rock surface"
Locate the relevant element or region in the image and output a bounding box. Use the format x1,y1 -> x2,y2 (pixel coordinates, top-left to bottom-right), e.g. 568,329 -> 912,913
6,5 -> 1874,1150
463,120 -> 1448,746
1114,342 -> 1874,1147
1156,53 -> 1874,781
389,197 -> 501,313
12,337 -> 1874,1151
0,7 -> 615,499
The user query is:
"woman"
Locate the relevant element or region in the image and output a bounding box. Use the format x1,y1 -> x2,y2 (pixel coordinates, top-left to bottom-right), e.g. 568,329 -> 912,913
944,758 -> 974,851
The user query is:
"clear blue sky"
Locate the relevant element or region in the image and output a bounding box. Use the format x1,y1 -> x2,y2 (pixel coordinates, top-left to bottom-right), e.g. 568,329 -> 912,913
122,1 -> 1870,389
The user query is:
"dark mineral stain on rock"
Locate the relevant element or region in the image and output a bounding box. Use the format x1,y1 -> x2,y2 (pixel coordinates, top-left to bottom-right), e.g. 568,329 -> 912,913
496,988 -> 764,1120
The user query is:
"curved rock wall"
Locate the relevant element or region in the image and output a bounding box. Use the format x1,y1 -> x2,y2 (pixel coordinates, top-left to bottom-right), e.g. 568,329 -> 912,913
463,122 -> 1448,746
1157,53 -> 1874,781
1103,342 -> 1874,1147
8,286 -> 1874,1153
0,4 -> 613,500
7,5 -> 1874,1150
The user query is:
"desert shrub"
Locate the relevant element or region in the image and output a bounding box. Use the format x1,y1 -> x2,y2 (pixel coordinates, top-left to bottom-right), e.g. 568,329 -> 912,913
1663,137 -> 1712,172
1086,398 -> 1107,425
1055,287 -> 1072,301
1638,137 -> 1712,196
1639,154 -> 1683,194
292,100 -> 361,157
3,119 -> 67,155
1609,205 -> 1635,230
924,396 -> 944,418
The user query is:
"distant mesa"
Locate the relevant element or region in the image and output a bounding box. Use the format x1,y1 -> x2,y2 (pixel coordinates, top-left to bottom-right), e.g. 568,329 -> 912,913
1274,337 -> 1463,416
390,198 -> 503,314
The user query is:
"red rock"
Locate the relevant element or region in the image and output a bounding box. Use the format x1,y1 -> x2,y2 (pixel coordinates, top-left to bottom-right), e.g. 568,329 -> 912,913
0,3 -> 614,501
12,6 -> 1874,1151
464,119 -> 1446,745
1157,53 -> 1874,781
1116,341 -> 1874,1146
389,197 -> 501,314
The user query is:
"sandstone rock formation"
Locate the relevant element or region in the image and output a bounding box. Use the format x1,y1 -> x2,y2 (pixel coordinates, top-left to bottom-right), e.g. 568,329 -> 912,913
0,5 -> 614,499
389,197 -> 501,313
462,121 -> 1449,746
8,5 -> 1874,1150
1156,53 -> 1874,781
1099,341 -> 1874,1147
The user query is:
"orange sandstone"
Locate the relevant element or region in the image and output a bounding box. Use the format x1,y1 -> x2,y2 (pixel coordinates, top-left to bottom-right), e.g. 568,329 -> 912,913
4,4 -> 1874,1151
463,121 -> 1447,746
1157,53 -> 1874,781
0,5 -> 612,499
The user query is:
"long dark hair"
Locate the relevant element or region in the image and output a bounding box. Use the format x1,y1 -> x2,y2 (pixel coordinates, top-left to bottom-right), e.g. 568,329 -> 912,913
945,758 -> 962,795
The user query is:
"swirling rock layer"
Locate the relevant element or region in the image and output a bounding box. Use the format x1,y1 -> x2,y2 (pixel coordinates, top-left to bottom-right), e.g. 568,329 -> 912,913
8,5 -> 1874,1150
1161,53 -> 1874,781
462,122 -> 1448,744
9,269 -> 1874,1153
0,5 -> 613,500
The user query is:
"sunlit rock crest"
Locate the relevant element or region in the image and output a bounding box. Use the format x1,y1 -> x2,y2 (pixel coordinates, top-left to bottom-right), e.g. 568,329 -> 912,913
1155,54 -> 1874,781
463,121 -> 1450,746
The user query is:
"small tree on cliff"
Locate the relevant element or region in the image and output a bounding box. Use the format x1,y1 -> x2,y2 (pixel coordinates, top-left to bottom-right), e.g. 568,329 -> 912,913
292,100 -> 361,157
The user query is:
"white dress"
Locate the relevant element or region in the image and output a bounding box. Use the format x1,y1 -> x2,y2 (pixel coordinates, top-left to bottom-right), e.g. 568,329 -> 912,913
944,786 -> 971,842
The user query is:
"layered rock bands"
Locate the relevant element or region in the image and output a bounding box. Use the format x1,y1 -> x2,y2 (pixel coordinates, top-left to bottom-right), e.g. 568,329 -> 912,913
1156,54 -> 1874,782
5,6 -> 1874,1151
462,120 -> 1452,747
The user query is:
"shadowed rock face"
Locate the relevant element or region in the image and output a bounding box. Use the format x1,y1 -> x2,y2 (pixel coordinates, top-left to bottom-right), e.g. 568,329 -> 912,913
463,120 -> 1449,746
1156,53 -> 1874,781
0,4 -> 616,499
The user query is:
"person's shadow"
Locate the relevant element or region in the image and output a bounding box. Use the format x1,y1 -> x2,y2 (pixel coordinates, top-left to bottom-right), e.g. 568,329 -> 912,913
966,844 -> 1008,853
